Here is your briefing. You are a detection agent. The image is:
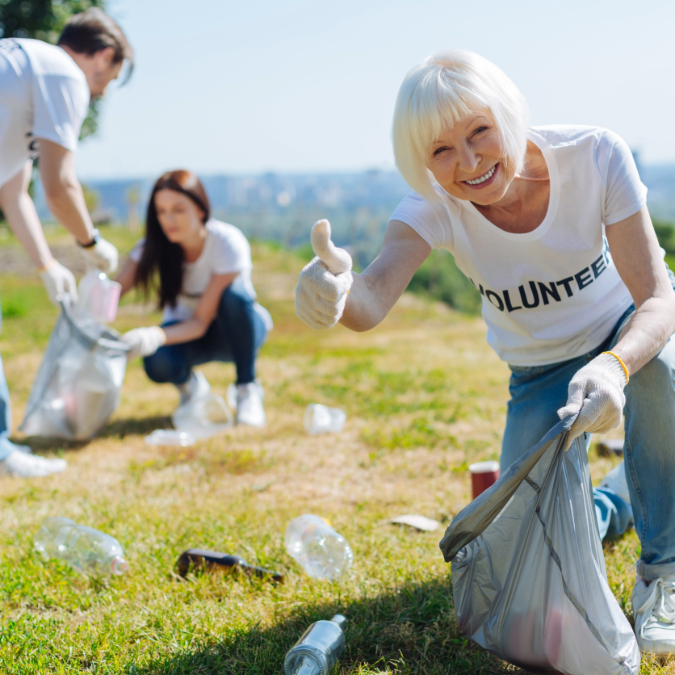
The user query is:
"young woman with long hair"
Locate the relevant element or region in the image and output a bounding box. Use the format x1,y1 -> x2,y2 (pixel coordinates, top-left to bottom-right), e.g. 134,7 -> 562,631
117,170 -> 271,426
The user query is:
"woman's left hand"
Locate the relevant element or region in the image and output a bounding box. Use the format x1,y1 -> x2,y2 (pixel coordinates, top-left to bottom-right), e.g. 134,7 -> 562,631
557,353 -> 628,443
121,326 -> 166,359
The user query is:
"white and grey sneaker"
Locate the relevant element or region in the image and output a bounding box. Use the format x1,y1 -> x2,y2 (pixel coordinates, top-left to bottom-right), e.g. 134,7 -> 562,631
632,575 -> 675,656
600,460 -> 631,504
235,383 -> 266,427
176,370 -> 211,407
227,381 -> 264,412
0,450 -> 67,478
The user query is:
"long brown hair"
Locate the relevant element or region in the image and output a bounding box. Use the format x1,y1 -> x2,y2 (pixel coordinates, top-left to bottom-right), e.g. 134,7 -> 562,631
134,170 -> 211,310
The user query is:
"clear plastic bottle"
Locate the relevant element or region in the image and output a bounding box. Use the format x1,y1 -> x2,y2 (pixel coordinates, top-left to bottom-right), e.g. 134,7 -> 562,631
284,614 -> 347,675
285,515 -> 353,581
78,270 -> 121,323
34,517 -> 128,576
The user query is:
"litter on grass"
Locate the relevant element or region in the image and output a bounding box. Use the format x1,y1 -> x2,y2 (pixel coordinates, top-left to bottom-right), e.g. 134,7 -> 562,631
304,403 -> 346,435
145,429 -> 196,447
391,514 -> 441,531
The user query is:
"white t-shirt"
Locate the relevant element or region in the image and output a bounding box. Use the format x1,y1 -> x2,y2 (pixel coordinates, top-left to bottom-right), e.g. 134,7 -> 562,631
130,219 -> 262,323
0,38 -> 89,188
390,125 -> 648,366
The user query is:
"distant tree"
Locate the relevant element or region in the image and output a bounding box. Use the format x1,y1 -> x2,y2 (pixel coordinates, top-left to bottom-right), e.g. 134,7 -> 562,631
0,0 -> 107,139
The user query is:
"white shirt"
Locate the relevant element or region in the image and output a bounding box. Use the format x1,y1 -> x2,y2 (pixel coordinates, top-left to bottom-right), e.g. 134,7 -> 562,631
130,219 -> 267,325
390,125 -> 648,366
0,38 -> 89,188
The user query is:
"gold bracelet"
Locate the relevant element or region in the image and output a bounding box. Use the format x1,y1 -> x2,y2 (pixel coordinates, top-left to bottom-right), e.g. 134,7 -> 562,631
602,351 -> 630,383
37,259 -> 57,274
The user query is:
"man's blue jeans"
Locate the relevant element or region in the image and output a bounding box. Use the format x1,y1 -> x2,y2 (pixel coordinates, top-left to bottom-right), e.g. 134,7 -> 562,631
501,301 -> 675,581
0,300 -> 17,461
143,279 -> 267,387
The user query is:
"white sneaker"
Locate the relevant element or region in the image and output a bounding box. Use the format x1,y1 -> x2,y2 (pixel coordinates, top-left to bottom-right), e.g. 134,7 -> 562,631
632,575 -> 675,656
600,460 -> 631,504
176,371 -> 211,407
227,380 -> 264,412
0,450 -> 67,478
236,383 -> 266,427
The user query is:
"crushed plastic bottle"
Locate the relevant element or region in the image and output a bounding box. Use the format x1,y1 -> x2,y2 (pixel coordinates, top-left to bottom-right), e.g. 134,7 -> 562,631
304,404 -> 346,435
284,614 -> 347,675
145,429 -> 196,446
285,515 -> 353,581
34,517 -> 128,576
78,271 -> 121,323
171,393 -> 233,439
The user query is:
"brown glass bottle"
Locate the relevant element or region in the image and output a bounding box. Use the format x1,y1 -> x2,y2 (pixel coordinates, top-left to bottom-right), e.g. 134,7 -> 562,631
175,548 -> 284,583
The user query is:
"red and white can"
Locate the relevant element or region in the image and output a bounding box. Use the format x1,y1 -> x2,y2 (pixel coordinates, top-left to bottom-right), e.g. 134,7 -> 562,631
469,460 -> 500,499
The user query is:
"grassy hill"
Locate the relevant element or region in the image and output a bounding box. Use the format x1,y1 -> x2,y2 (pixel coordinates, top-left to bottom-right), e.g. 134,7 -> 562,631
0,227 -> 669,674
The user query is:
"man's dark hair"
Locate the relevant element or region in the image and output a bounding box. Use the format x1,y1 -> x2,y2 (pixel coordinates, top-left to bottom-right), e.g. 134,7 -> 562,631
58,8 -> 133,82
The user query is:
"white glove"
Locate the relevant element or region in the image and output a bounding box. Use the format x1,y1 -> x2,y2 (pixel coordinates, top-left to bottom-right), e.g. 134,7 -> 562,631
295,219 -> 353,329
80,235 -> 119,274
121,326 -> 167,359
39,259 -> 78,304
557,352 -> 628,444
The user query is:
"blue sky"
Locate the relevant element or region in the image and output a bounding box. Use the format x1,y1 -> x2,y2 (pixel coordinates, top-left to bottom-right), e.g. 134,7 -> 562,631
76,0 -> 675,179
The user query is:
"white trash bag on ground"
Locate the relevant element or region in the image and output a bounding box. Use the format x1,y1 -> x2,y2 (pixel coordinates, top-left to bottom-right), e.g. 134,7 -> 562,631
439,419 -> 640,675
20,299 -> 128,440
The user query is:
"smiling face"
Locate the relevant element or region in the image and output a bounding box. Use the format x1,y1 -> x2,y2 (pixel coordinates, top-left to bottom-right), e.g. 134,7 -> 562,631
427,110 -> 517,205
153,189 -> 205,246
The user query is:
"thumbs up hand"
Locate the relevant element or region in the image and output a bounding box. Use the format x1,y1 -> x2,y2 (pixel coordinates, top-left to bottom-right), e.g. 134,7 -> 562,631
295,220 -> 353,329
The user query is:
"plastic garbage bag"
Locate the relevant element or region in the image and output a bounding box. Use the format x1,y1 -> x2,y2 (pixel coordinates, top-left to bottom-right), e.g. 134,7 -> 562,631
439,419 -> 640,675
20,299 -> 128,440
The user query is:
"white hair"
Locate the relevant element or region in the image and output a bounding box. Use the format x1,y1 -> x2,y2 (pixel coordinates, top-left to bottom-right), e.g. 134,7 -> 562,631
392,50 -> 530,201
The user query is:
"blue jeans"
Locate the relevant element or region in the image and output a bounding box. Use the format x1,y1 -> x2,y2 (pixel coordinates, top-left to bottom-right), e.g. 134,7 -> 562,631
0,299 -> 20,461
502,299 -> 675,580
143,279 -> 267,386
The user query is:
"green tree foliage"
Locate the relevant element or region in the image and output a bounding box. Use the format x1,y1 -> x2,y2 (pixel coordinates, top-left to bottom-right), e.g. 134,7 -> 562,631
653,218 -> 675,256
408,250 -> 482,314
0,0 -> 106,138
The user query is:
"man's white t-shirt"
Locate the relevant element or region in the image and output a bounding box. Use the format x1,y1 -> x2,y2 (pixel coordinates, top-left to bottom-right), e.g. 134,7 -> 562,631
390,125 -> 648,366
0,38 -> 89,188
130,219 -> 270,326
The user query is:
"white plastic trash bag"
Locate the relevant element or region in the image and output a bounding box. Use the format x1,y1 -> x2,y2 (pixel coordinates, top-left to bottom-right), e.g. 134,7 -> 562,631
439,419 -> 640,675
20,299 -> 128,440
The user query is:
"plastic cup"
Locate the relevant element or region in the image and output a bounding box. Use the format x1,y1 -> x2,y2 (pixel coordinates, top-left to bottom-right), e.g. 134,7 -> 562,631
304,404 -> 346,435
469,460 -> 500,499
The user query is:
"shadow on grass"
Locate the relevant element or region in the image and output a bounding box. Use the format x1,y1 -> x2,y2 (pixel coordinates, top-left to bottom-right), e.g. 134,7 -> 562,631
16,435 -> 89,453
133,577 -> 525,675
98,415 -> 174,439
15,416 -> 173,452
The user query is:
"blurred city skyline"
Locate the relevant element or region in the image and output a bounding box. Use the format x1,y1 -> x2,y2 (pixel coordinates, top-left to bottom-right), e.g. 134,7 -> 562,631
75,0 -> 675,179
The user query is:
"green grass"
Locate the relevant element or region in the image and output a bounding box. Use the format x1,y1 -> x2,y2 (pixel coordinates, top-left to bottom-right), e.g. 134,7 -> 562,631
0,225 -> 671,673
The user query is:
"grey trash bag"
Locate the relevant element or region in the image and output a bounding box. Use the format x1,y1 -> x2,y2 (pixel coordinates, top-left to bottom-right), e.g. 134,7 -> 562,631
439,419 -> 640,675
20,299 -> 128,440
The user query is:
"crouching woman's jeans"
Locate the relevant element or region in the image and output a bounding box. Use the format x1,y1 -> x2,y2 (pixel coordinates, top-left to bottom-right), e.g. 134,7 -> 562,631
500,300 -> 675,581
143,278 -> 268,386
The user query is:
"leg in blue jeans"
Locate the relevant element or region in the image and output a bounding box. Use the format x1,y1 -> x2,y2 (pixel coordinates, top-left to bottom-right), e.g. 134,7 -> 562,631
0,354 -> 15,461
501,313 -> 634,542
615,328 -> 675,579
143,278 -> 267,386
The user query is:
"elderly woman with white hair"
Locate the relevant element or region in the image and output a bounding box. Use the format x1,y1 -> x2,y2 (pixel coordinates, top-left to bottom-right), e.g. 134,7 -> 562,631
295,50 -> 675,656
